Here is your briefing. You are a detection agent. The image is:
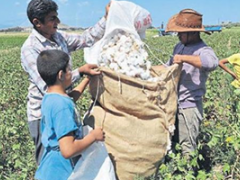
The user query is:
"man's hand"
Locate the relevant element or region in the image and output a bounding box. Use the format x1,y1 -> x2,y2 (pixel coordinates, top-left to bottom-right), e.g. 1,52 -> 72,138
173,54 -> 202,68
173,54 -> 184,64
104,1 -> 111,19
79,64 -> 101,76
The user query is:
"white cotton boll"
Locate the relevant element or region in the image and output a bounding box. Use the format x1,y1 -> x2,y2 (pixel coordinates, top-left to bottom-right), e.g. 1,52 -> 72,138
125,36 -> 132,43
105,53 -> 113,63
130,34 -> 136,40
111,46 -> 118,54
119,35 -> 127,43
135,68 -> 144,76
140,70 -> 150,80
97,31 -> 154,81
135,39 -> 144,46
108,42 -> 115,48
107,48 -> 115,56
128,57 -> 135,65
168,124 -> 175,135
117,54 -> 126,63
124,46 -> 131,53
148,77 -> 159,82
118,61 -> 129,71
135,57 -> 144,66
113,35 -> 119,42
129,64 -> 137,71
117,33 -> 122,38
119,46 -> 125,52
125,68 -> 137,77
118,69 -> 126,74
102,44 -> 108,50
139,49 -> 148,58
114,51 -> 121,59
146,61 -> 152,70
125,42 -> 132,49
109,63 -> 119,71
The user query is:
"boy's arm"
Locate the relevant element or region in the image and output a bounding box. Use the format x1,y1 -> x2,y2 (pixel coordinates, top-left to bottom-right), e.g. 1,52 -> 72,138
219,58 -> 237,79
68,77 -> 90,102
59,127 -> 104,159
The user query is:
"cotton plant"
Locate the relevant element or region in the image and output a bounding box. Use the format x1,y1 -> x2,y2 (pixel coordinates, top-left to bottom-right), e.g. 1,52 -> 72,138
98,31 -> 158,81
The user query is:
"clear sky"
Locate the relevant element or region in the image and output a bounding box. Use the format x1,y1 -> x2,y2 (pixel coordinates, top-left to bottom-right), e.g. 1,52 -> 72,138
0,0 -> 239,29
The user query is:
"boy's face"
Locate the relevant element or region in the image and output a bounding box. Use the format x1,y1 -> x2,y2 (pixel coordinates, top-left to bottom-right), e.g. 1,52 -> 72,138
178,32 -> 195,45
63,66 -> 72,89
178,32 -> 189,45
35,11 -> 60,40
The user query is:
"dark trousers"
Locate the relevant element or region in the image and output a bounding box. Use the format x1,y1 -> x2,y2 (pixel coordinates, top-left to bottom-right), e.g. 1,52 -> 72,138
28,119 -> 44,165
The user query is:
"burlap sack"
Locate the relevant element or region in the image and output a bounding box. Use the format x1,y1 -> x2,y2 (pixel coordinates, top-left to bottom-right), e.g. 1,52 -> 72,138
83,64 -> 182,180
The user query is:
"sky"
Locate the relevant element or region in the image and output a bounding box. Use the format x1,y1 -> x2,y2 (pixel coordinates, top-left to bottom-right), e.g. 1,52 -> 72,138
0,0 -> 240,29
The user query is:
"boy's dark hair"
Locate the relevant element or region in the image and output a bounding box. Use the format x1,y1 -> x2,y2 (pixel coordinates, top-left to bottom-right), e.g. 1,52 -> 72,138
37,50 -> 69,86
27,0 -> 58,25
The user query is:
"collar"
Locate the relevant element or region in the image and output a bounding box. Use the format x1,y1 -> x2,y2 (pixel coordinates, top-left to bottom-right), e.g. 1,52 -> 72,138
32,28 -> 59,43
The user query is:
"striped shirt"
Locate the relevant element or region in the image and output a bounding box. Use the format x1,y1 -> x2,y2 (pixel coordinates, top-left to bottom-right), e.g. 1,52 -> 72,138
21,17 -> 106,122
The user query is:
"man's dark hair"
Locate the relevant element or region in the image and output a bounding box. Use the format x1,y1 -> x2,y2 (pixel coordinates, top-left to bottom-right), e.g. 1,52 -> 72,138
37,50 -> 69,86
27,0 -> 58,25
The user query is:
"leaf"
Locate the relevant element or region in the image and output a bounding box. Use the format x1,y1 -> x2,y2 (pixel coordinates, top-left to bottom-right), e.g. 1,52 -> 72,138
223,163 -> 230,174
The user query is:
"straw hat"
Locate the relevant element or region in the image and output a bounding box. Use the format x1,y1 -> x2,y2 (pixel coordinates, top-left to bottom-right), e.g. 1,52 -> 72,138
165,9 -> 206,33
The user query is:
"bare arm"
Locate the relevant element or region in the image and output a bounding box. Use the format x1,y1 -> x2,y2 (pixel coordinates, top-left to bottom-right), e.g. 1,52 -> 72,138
69,63 -> 101,102
59,127 -> 104,159
219,58 -> 237,79
173,54 -> 202,68
68,77 -> 89,102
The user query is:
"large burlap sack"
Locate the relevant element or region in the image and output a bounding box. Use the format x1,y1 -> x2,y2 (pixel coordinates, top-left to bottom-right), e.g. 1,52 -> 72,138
83,64 -> 181,180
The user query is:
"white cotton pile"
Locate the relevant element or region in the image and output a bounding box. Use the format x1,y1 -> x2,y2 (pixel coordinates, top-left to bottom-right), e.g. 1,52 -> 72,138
98,32 -> 157,81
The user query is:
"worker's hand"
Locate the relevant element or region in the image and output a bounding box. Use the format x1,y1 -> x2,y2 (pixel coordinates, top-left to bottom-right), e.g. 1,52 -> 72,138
173,54 -> 184,64
104,1 -> 111,19
90,127 -> 105,141
78,64 -> 101,76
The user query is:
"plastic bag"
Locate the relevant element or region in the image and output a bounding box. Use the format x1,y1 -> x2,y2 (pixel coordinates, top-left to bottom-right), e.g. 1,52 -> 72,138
68,126 -> 116,180
84,0 -> 152,65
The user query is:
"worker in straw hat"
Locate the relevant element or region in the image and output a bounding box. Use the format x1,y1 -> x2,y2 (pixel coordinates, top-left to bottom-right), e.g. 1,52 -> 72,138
164,9 -> 219,156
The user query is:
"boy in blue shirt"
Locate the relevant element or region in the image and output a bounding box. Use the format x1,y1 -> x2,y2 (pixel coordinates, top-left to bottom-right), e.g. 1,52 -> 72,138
35,49 -> 105,180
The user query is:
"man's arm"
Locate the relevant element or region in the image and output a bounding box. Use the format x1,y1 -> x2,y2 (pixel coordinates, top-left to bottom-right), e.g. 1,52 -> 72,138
62,2 -> 111,51
173,54 -> 202,68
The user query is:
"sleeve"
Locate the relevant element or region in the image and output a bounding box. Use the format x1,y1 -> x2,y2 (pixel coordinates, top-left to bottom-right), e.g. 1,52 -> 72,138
54,107 -> 78,140
71,68 -> 81,85
21,46 -> 47,94
61,17 -> 106,52
199,47 -> 219,71
227,54 -> 240,65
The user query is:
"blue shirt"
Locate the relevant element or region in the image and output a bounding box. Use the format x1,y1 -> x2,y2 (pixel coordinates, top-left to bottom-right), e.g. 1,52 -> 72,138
35,93 -> 83,180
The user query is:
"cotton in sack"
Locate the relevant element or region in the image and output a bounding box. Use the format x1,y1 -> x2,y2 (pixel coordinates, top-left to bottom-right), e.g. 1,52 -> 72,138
83,1 -> 181,180
84,0 -> 152,65
68,126 -> 116,180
